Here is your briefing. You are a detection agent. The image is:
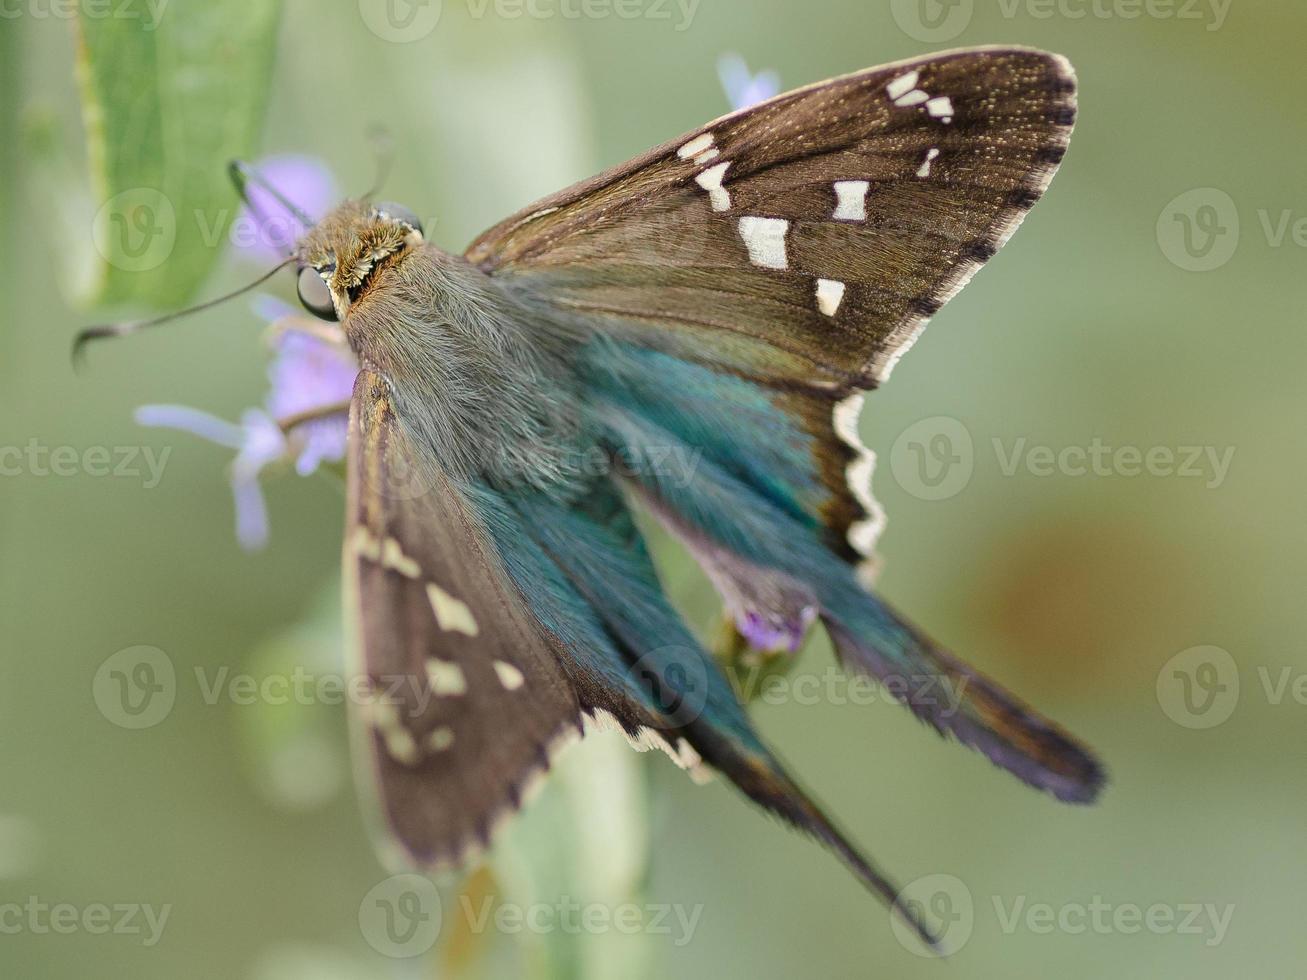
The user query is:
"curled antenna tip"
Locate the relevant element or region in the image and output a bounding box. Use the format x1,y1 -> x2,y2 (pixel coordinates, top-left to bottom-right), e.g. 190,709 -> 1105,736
71,324 -> 128,368
69,257 -> 295,373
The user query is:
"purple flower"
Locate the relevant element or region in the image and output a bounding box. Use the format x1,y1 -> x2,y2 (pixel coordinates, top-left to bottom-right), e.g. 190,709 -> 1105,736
136,298 -> 358,550
234,155 -> 338,265
717,53 -> 780,111
651,506 -> 817,655
264,324 -> 358,477
736,606 -> 819,655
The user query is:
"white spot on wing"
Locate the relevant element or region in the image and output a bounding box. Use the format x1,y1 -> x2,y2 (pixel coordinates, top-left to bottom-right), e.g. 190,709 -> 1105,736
493,660 -> 525,691
384,729 -> 419,765
926,96 -> 954,122
381,537 -> 420,578
917,147 -> 940,178
677,132 -> 715,160
737,216 -> 789,269
886,71 -> 919,101
426,583 -> 480,636
426,726 -> 454,752
867,54 -> 1076,387
887,71 -> 954,123
815,278 -> 846,317
353,527 -> 381,561
355,529 -> 421,579
366,697 -> 421,766
695,161 -> 732,212
426,658 -> 467,696
832,180 -> 869,221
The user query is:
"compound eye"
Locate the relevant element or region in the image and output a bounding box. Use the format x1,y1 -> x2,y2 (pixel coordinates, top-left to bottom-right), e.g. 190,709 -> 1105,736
374,201 -> 423,235
296,266 -> 337,321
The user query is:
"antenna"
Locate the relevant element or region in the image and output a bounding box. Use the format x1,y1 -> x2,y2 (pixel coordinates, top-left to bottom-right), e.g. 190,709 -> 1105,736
72,257 -> 295,365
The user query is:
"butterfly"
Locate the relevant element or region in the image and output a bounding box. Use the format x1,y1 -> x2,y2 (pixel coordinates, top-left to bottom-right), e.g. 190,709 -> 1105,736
81,45 -> 1104,948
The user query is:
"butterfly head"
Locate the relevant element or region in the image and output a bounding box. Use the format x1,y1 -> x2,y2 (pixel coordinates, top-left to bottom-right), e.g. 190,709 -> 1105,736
295,199 -> 425,322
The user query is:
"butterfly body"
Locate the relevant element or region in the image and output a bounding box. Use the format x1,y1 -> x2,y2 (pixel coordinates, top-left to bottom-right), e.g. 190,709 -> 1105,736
95,46 -> 1105,948
321,48 -> 1102,948
299,210 -> 588,490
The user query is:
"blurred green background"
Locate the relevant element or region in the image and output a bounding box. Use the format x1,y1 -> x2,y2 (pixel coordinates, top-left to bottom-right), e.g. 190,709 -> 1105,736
3,0 -> 1304,976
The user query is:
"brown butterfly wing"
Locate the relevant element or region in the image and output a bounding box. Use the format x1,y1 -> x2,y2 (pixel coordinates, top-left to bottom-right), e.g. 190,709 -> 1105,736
345,369 -> 581,868
465,46 -> 1075,389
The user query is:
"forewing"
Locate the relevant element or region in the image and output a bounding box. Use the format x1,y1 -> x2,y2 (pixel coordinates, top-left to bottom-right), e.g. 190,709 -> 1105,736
466,46 -> 1075,388
345,369 -> 581,869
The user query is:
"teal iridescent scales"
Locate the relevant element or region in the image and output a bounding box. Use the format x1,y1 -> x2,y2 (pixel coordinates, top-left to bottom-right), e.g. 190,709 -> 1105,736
326,46 -> 1102,949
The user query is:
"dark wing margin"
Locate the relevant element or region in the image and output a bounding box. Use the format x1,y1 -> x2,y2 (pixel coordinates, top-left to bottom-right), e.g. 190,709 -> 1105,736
465,45 -> 1076,390
344,369 -> 582,869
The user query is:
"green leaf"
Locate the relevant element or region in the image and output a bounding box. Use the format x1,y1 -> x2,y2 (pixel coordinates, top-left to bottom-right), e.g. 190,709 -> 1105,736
73,1 -> 281,308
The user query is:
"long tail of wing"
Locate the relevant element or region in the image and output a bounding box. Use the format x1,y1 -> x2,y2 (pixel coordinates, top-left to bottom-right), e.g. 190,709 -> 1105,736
486,478 -> 945,949
577,345 -> 1105,805
823,606 -> 1104,803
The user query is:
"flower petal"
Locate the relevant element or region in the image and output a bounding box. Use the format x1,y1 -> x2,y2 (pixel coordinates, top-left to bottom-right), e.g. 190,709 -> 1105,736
134,404 -> 246,450
648,500 -> 818,654
234,155 -> 337,264
291,416 -> 350,477
261,324 -> 358,475
233,409 -> 289,480
225,410 -> 290,551
266,330 -> 358,420
252,293 -> 297,325
717,53 -> 781,111
230,470 -> 271,551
